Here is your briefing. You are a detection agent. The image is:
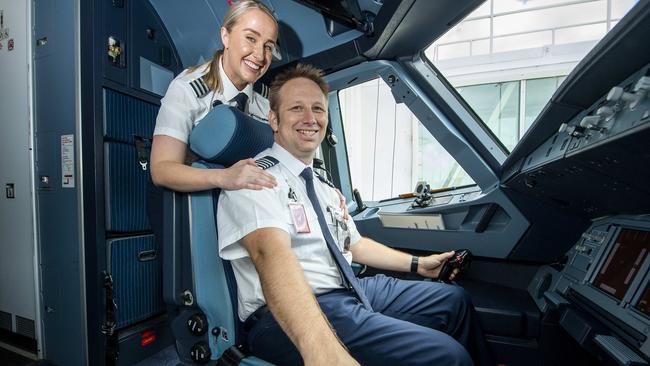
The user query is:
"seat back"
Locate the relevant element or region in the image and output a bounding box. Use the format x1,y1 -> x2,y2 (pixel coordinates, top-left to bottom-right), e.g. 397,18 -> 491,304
162,105 -> 274,364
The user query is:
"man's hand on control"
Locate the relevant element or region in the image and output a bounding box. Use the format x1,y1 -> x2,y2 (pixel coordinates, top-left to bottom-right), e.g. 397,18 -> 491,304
417,251 -> 460,280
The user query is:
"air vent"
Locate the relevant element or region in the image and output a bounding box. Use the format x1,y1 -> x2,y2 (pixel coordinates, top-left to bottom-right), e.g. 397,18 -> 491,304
15,316 -> 35,339
0,311 -> 11,331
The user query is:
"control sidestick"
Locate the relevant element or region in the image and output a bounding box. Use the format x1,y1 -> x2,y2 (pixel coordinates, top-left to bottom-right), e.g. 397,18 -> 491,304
353,188 -> 366,212
438,249 -> 473,283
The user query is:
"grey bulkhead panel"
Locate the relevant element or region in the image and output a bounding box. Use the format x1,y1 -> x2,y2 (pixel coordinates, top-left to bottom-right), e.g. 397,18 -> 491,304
0,0 -> 39,345
326,61 -> 529,258
33,0 -> 87,364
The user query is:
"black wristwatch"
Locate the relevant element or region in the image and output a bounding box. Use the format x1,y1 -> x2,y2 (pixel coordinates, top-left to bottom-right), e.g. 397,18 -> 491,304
410,256 -> 419,273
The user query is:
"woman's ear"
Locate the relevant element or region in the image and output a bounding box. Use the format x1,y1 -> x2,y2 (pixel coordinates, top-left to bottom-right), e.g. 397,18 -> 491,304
220,27 -> 230,49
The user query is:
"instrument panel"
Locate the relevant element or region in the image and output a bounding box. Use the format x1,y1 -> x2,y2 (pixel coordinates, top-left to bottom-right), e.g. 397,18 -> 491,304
529,215 -> 650,364
507,63 -> 650,218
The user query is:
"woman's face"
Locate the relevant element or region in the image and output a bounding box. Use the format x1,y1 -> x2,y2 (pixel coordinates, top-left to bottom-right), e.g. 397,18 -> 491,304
221,8 -> 278,90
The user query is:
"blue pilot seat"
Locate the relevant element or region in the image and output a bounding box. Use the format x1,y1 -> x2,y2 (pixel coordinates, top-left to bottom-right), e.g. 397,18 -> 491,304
162,105 -> 274,365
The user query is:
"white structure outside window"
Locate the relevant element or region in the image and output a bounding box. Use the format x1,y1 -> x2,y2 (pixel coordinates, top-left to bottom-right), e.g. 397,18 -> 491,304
430,0 -> 637,150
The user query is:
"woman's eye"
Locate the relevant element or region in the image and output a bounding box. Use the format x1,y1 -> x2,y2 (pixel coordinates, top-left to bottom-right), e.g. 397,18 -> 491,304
246,36 -> 255,43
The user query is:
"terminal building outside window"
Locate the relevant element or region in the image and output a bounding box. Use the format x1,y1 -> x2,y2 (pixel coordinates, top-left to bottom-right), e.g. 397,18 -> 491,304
339,0 -> 637,201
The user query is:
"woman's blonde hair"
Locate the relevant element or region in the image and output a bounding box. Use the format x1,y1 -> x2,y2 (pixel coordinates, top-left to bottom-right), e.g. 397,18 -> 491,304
188,0 -> 277,92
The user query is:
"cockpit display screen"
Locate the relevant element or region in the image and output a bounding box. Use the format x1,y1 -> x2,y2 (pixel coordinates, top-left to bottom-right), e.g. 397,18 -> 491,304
593,229 -> 650,301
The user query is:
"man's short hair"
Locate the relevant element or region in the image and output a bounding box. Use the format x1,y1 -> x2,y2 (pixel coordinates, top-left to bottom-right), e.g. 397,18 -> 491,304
269,63 -> 329,113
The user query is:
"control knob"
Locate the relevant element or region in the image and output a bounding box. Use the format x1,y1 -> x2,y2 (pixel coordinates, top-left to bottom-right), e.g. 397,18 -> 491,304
631,76 -> 650,108
607,86 -> 636,104
579,115 -> 601,129
596,106 -> 616,121
187,313 -> 208,336
190,341 -> 211,364
558,123 -> 585,137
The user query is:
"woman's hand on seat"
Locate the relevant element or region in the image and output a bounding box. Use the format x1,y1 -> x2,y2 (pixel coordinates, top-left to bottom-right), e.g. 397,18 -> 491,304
219,158 -> 277,190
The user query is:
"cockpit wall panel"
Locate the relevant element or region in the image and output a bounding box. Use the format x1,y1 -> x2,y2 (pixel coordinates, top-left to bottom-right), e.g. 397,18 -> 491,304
353,188 -> 529,259
148,0 -> 363,69
102,0 -> 182,93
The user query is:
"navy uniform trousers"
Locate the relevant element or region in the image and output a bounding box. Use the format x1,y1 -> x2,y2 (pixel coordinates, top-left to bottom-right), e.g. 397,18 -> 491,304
245,274 -> 492,366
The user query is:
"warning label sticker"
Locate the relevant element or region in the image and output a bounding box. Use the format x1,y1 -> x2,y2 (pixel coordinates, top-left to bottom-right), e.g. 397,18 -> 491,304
61,134 -> 75,188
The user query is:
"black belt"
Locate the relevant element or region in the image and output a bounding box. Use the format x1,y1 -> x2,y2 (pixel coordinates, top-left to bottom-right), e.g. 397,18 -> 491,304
243,305 -> 270,332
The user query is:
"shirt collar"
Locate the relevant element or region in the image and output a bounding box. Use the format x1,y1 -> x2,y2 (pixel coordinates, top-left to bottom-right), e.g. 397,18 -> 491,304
219,58 -> 253,103
269,143 -> 313,179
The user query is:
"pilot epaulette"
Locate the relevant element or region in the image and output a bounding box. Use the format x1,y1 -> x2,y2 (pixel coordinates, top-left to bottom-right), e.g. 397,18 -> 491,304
189,77 -> 210,98
255,156 -> 279,170
315,171 -> 335,188
253,80 -> 270,99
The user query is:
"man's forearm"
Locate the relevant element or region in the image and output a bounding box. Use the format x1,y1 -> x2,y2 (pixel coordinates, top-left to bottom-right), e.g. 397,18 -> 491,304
242,228 -> 355,364
350,237 -> 413,272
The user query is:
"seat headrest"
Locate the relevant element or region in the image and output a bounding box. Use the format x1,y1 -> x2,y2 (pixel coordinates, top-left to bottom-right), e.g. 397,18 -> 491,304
189,105 -> 273,166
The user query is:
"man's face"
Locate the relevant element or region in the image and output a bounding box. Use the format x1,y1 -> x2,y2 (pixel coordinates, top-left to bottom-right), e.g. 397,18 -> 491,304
269,77 -> 328,164
221,9 -> 277,90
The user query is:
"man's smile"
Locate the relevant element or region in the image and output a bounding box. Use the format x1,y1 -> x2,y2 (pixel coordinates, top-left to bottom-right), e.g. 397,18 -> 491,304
297,129 -> 318,137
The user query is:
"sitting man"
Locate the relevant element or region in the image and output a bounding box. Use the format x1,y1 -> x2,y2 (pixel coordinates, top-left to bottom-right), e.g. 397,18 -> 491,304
217,63 -> 492,366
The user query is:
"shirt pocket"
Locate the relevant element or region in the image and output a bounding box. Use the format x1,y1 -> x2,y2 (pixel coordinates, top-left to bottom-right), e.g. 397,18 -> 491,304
325,205 -> 350,254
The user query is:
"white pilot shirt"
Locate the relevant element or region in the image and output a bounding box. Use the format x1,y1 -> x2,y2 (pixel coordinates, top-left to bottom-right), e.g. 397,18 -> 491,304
217,143 -> 362,321
154,59 -> 269,144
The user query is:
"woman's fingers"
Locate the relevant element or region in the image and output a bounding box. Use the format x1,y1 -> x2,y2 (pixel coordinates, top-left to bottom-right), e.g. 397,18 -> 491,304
228,159 -> 278,189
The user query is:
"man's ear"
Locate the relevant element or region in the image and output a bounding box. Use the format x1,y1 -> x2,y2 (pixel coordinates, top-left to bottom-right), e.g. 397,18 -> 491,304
220,27 -> 230,49
268,110 -> 279,132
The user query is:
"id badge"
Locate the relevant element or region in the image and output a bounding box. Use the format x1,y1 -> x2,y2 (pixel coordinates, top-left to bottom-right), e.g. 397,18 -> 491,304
289,202 -> 311,233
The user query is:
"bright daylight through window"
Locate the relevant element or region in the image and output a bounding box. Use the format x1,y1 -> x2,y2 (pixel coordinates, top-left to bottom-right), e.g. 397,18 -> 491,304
339,79 -> 474,202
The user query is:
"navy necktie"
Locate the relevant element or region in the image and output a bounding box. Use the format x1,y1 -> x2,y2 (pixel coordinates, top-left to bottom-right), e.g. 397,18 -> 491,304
300,167 -> 371,309
231,92 -> 248,112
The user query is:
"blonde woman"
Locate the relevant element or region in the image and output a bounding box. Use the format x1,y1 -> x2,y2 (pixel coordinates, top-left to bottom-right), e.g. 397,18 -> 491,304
151,0 -> 279,192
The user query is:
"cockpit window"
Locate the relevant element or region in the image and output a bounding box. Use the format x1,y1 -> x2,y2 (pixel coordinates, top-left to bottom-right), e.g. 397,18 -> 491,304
424,0 -> 637,152
339,78 -> 475,201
